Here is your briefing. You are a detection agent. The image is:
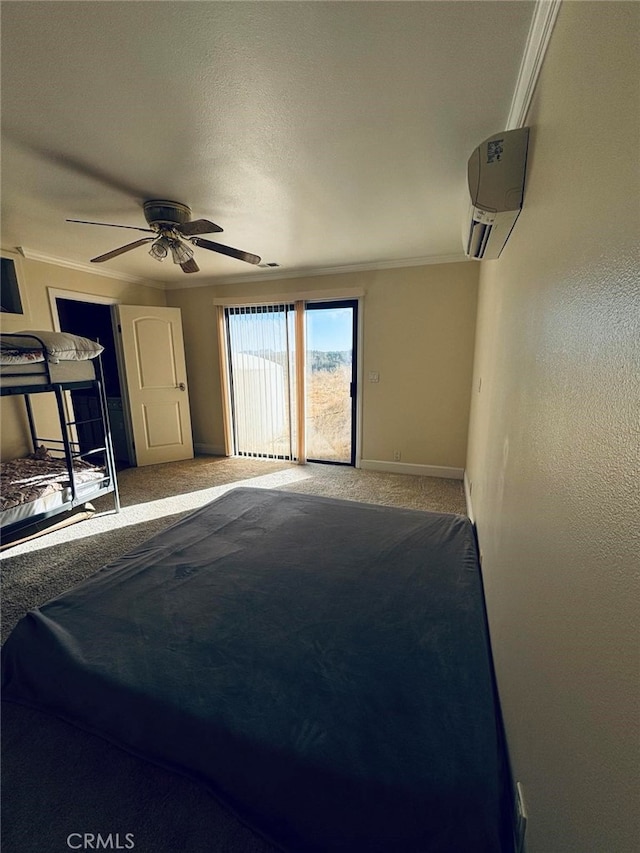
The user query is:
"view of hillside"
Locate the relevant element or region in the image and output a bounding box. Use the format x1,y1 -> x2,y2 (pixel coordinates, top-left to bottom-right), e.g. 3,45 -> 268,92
307,350 -> 351,372
245,349 -> 350,372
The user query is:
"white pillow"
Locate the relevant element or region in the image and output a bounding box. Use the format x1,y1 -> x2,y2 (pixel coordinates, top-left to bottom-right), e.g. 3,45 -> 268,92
13,331 -> 104,362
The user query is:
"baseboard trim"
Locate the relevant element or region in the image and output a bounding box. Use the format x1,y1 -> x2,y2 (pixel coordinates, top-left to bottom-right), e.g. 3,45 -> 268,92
194,443 -> 227,456
360,459 -> 464,480
463,469 -> 475,523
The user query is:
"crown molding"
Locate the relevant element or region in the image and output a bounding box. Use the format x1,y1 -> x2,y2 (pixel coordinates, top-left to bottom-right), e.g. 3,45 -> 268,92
506,0 -> 562,130
18,247 -> 165,289
173,253 -> 470,290
16,247 -> 468,292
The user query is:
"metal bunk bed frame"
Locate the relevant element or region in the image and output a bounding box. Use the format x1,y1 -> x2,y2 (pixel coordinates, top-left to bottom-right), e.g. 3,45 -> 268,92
1,333 -> 120,538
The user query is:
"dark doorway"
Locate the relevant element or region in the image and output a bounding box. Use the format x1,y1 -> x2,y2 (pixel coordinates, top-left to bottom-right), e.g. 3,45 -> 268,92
56,299 -> 131,467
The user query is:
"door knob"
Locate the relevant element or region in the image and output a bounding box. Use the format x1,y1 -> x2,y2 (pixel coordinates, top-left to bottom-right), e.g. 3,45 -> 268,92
177,382 -> 186,391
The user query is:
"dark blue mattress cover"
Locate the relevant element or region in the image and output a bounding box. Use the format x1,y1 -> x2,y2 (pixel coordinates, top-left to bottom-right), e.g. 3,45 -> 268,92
2,487 -> 506,852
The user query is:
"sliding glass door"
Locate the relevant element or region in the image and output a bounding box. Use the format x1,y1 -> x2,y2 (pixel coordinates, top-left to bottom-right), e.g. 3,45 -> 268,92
223,299 -> 357,465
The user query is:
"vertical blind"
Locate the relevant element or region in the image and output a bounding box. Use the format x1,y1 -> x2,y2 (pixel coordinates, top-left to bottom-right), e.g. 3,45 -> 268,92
225,305 -> 300,460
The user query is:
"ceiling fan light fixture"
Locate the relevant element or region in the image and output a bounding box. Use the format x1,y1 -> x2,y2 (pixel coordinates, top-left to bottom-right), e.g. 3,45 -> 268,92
149,236 -> 170,261
170,239 -> 194,265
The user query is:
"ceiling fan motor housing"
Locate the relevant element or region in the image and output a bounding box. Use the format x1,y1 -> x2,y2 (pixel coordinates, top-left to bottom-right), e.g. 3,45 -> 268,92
143,200 -> 192,229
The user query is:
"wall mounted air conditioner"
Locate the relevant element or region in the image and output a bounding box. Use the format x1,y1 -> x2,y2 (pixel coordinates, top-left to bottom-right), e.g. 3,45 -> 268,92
463,126 -> 529,260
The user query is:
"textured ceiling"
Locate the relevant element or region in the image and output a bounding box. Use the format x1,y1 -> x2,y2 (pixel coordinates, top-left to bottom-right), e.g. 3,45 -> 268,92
1,1 -> 535,287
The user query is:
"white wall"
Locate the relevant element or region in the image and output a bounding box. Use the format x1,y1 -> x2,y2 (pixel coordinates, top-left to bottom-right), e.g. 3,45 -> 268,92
466,4 -> 639,852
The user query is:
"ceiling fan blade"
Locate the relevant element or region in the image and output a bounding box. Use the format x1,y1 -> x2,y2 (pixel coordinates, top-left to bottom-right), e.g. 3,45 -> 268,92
177,219 -> 223,236
180,257 -> 200,274
67,218 -> 155,233
193,237 -> 261,265
91,237 -> 155,263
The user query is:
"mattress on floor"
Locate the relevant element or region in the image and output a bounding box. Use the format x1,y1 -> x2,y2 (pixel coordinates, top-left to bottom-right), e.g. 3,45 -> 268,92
1,487 -> 508,853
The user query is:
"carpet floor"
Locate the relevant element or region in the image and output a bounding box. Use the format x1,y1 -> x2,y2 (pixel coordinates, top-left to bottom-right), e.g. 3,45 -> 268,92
1,456 -> 467,853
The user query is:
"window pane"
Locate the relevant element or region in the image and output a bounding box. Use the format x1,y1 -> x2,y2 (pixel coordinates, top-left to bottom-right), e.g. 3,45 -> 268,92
305,304 -> 354,463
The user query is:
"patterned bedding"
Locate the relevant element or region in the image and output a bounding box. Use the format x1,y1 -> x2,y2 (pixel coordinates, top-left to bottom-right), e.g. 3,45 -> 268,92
0,449 -> 104,512
0,345 -> 44,365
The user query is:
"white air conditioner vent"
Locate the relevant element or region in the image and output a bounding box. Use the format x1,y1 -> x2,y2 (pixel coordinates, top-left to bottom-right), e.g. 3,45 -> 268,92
463,127 -> 529,260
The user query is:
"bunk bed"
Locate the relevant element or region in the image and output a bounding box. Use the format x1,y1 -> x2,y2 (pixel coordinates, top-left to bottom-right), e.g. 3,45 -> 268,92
0,331 -> 120,541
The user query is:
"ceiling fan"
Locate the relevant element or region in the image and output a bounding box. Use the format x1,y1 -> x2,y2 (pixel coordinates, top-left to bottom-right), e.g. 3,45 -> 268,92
67,200 -> 261,274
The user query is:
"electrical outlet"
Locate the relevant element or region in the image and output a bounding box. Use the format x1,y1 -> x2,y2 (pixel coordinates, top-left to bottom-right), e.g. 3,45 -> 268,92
515,782 -> 527,853
393,450 -> 401,461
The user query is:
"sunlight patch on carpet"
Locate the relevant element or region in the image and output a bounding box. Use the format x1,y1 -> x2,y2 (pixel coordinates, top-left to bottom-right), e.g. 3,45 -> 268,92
1,467 -> 312,557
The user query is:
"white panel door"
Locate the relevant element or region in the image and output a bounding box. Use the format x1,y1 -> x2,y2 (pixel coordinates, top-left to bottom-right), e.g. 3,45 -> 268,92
116,305 -> 194,466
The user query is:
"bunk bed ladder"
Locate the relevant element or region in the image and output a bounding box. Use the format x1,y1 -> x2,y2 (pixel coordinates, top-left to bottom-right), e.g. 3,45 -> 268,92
22,356 -> 120,516
35,371 -> 121,515
94,353 -> 121,513
53,385 -> 79,503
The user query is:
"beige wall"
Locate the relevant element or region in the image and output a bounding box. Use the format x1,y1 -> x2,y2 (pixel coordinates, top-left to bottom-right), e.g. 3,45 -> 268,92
0,258 -> 166,459
167,262 -> 479,469
466,4 -> 639,852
